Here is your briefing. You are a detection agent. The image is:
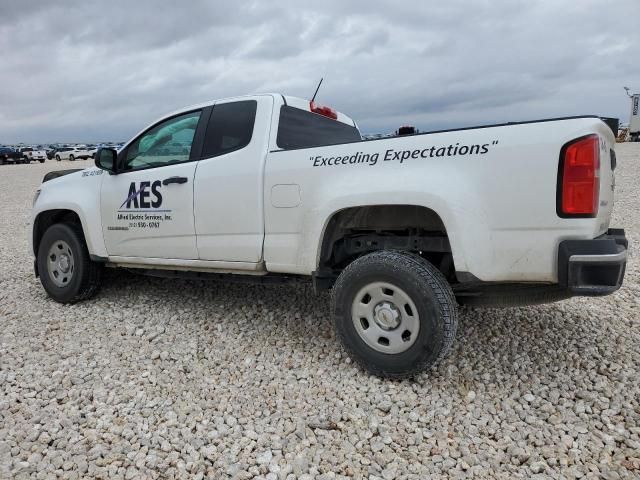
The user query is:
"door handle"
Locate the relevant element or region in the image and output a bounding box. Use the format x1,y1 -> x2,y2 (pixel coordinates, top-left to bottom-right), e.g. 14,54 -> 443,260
162,176 -> 188,185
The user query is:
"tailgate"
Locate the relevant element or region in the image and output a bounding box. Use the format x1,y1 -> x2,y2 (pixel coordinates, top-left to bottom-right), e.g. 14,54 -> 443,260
595,122 -> 617,236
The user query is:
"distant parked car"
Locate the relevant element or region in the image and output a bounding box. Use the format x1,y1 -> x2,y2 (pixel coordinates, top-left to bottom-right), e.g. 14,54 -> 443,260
46,147 -> 58,160
395,125 -> 418,136
54,147 -> 71,161
30,147 -> 47,163
0,147 -> 24,165
55,146 -> 92,161
87,145 -> 98,159
18,147 -> 35,163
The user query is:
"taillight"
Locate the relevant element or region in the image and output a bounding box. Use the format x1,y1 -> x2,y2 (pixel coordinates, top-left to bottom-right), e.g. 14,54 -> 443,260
557,134 -> 600,217
310,101 -> 338,120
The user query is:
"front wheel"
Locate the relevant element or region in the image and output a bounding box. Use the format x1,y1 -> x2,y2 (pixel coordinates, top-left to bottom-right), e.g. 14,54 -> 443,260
332,251 -> 458,378
39,159 -> 45,163
37,223 -> 102,303
69,154 -> 75,161
55,155 -> 61,161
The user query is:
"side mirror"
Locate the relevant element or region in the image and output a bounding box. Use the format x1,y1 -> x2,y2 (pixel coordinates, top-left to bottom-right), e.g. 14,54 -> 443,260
95,147 -> 118,173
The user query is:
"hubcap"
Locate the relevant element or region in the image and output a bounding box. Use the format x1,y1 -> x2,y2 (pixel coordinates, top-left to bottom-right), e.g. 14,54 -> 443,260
47,240 -> 74,287
373,302 -> 401,330
351,281 -> 420,354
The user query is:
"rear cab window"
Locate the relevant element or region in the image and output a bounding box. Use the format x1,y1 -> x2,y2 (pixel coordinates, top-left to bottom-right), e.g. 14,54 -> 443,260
276,105 -> 362,150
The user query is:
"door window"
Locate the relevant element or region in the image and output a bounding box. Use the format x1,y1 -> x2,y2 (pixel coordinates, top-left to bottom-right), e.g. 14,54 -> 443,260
201,100 -> 257,158
123,111 -> 201,171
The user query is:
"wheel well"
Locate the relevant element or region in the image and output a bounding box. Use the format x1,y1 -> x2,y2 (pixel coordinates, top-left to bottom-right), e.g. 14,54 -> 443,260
33,210 -> 83,256
316,205 -> 454,286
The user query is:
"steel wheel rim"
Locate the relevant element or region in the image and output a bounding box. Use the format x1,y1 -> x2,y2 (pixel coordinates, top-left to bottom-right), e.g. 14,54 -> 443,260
47,240 -> 75,287
351,281 -> 420,354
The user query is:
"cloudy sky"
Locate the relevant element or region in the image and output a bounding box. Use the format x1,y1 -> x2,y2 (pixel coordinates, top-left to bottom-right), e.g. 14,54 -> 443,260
1,0 -> 639,143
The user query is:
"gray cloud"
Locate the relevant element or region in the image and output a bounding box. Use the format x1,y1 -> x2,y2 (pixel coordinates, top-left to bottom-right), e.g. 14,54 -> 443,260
1,0 -> 638,143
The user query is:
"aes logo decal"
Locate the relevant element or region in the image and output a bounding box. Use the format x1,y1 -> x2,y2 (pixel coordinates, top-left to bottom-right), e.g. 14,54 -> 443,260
113,180 -> 172,230
120,181 -> 163,209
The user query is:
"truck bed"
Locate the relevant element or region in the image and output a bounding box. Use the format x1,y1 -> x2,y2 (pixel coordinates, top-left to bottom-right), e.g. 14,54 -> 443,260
263,116 -> 617,283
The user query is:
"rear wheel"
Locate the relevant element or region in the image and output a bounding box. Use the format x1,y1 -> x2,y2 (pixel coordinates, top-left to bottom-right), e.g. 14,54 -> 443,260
332,250 -> 458,378
55,155 -> 61,161
69,154 -> 75,161
37,223 -> 102,303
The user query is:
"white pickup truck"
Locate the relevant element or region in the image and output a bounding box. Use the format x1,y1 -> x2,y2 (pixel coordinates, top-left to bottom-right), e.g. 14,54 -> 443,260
31,94 -> 628,377
21,147 -> 47,163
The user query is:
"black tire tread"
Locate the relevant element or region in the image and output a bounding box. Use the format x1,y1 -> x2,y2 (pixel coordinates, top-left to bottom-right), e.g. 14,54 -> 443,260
65,222 -> 102,302
332,250 -> 458,379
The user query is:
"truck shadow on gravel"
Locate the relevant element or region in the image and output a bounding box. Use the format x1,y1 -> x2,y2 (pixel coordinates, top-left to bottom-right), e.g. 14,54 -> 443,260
98,269 -> 632,385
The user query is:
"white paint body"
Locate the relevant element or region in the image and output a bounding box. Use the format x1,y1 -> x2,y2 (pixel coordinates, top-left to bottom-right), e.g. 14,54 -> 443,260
32,94 -> 617,284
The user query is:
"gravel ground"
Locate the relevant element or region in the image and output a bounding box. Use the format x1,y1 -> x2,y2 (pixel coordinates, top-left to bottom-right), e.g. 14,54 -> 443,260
1,146 -> 639,480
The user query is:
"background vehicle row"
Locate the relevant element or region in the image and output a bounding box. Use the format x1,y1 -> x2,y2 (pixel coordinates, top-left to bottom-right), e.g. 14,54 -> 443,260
0,144 -> 116,164
0,147 -> 46,164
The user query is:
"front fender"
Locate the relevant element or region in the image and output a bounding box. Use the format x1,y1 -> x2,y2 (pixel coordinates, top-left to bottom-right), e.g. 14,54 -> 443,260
31,170 -> 107,258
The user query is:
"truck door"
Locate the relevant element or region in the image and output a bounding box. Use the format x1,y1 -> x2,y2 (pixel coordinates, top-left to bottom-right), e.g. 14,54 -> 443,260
193,96 -> 272,262
100,110 -> 204,259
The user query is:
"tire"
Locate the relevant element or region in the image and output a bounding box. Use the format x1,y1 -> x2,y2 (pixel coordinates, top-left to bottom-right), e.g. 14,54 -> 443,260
69,154 -> 75,161
55,155 -> 61,161
332,250 -> 458,379
37,223 -> 102,303
39,159 -> 45,163
457,284 -> 572,308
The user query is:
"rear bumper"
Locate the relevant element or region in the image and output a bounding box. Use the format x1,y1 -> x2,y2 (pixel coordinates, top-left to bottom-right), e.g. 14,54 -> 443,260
558,228 -> 628,296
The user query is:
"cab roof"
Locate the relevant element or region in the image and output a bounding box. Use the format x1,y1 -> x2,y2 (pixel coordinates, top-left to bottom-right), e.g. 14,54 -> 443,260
166,93 -> 357,128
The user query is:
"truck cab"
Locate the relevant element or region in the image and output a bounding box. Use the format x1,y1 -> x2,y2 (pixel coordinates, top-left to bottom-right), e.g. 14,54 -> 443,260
35,95 -> 360,267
